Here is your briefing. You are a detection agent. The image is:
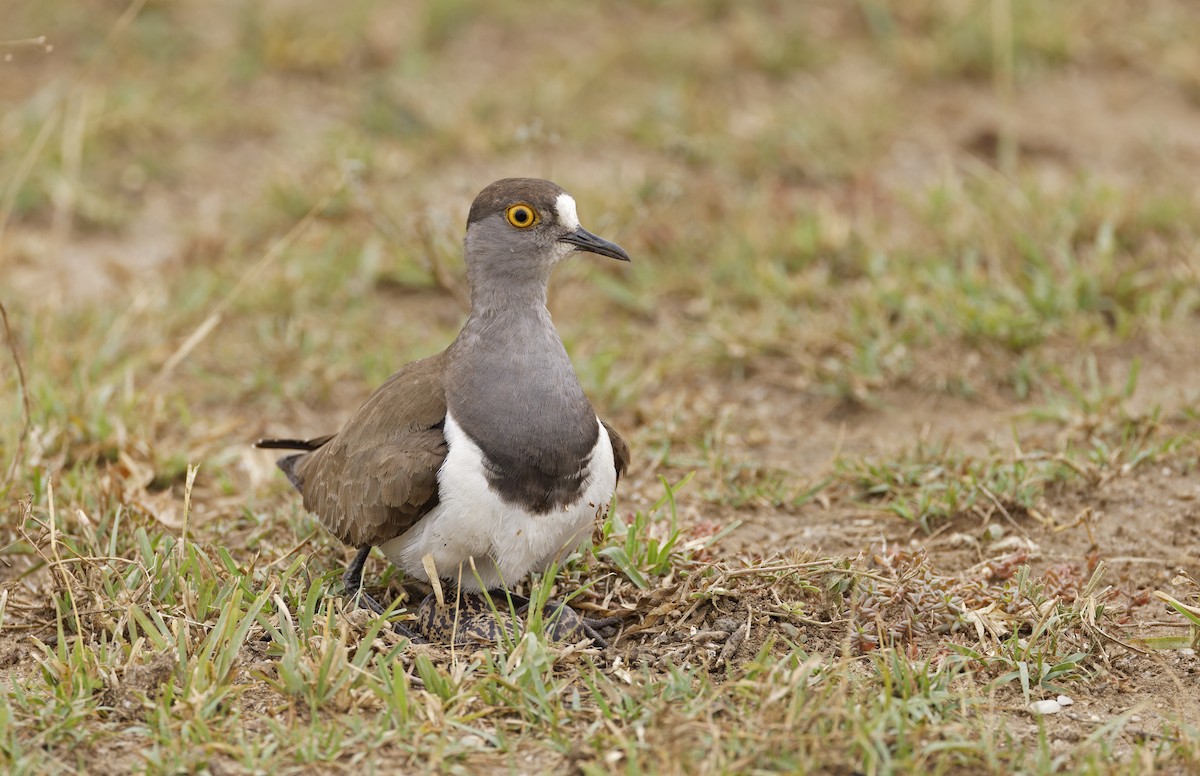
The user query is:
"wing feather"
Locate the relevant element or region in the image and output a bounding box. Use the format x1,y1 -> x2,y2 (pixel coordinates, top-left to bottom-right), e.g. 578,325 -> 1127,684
600,419 -> 630,482
263,353 -> 448,548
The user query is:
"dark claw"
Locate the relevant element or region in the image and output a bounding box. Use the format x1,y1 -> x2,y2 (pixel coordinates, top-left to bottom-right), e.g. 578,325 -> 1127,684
346,589 -> 428,643
351,589 -> 386,615
542,603 -> 624,648
391,620 -> 427,643
495,592 -> 625,648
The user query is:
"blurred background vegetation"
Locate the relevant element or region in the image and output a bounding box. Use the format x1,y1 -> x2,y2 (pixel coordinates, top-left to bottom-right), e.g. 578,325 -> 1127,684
5,0 -> 1200,516
4,0 -> 1200,506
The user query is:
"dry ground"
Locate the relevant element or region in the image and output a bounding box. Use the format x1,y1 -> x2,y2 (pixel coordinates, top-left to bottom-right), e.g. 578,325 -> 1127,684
3,1 -> 1200,773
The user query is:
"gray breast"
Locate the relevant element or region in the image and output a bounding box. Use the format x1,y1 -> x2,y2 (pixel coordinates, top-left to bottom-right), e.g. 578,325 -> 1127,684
446,311 -> 600,514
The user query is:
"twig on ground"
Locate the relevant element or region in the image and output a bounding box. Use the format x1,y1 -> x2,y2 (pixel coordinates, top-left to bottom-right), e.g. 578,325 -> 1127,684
150,175 -> 347,392
0,299 -> 32,495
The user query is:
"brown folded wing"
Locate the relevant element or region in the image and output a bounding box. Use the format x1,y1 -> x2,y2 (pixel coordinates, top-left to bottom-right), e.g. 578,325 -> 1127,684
262,352 -> 629,548
278,353 -> 449,548
601,419 -> 630,482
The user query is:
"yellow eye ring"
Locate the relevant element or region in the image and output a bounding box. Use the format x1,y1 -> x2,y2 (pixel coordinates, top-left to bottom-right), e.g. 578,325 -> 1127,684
505,203 -> 538,229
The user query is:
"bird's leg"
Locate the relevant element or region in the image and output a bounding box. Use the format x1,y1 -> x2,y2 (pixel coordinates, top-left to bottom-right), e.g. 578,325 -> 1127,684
491,590 -> 624,648
340,546 -> 426,643
342,546 -> 377,608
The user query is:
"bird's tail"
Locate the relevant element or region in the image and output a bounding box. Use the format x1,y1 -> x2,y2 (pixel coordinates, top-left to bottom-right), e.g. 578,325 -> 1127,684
254,435 -> 333,451
255,435 -> 334,491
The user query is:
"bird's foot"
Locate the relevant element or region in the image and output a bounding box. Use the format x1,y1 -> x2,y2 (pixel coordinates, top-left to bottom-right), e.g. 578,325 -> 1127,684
340,547 -> 426,643
542,602 -> 624,648
338,582 -> 423,645
343,589 -> 427,643
413,590 -> 625,647
503,593 -> 624,648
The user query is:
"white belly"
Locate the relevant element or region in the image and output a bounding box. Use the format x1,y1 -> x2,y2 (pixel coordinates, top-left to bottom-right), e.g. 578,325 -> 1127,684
380,412 -> 618,592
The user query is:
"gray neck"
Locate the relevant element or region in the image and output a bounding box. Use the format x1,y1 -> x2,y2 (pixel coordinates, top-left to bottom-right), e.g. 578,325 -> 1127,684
466,272 -> 549,314
463,222 -> 554,312
445,280 -> 600,513
448,297 -> 593,430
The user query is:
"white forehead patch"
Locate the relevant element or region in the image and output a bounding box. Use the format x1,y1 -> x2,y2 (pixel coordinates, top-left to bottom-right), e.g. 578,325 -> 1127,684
555,193 -> 581,230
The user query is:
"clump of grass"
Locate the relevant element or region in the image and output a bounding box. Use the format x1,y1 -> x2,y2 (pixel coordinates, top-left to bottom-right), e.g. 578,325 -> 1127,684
597,473 -> 694,588
841,441 -> 1064,530
0,476 -> 1171,773
1145,573 -> 1200,652
840,380 -> 1188,531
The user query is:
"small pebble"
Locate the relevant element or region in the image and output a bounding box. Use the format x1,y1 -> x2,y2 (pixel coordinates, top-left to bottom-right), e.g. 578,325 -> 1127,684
690,630 -> 728,644
942,531 -> 979,548
719,624 -> 748,665
1056,695 -> 1074,706
1030,700 -> 1062,715
992,536 -> 1039,554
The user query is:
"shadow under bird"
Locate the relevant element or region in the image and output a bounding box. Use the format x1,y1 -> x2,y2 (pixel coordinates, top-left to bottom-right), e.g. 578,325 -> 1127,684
256,178 -> 631,645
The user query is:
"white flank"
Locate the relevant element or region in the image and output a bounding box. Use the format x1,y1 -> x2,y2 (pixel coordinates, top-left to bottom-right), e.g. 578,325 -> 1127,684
380,412 -> 617,592
555,193 -> 581,230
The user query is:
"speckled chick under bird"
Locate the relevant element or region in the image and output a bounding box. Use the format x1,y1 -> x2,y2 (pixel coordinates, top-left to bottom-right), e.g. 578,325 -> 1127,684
257,178 -> 632,646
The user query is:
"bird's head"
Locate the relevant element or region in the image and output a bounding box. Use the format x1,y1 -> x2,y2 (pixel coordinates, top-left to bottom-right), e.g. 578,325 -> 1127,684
463,178 -> 630,296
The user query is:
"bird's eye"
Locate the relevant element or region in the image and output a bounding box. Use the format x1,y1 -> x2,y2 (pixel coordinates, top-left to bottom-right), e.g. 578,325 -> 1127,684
505,203 -> 538,228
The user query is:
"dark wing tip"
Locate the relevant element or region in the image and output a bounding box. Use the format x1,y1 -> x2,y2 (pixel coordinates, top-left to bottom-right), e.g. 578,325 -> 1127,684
257,436 -> 335,492
277,453 -> 305,490
601,420 -> 630,483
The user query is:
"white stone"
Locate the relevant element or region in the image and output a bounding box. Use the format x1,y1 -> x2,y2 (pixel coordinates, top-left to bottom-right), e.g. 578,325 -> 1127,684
1030,700 -> 1062,715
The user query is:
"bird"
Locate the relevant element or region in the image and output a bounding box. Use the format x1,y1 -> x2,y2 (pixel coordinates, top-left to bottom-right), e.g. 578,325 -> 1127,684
257,178 -> 631,645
